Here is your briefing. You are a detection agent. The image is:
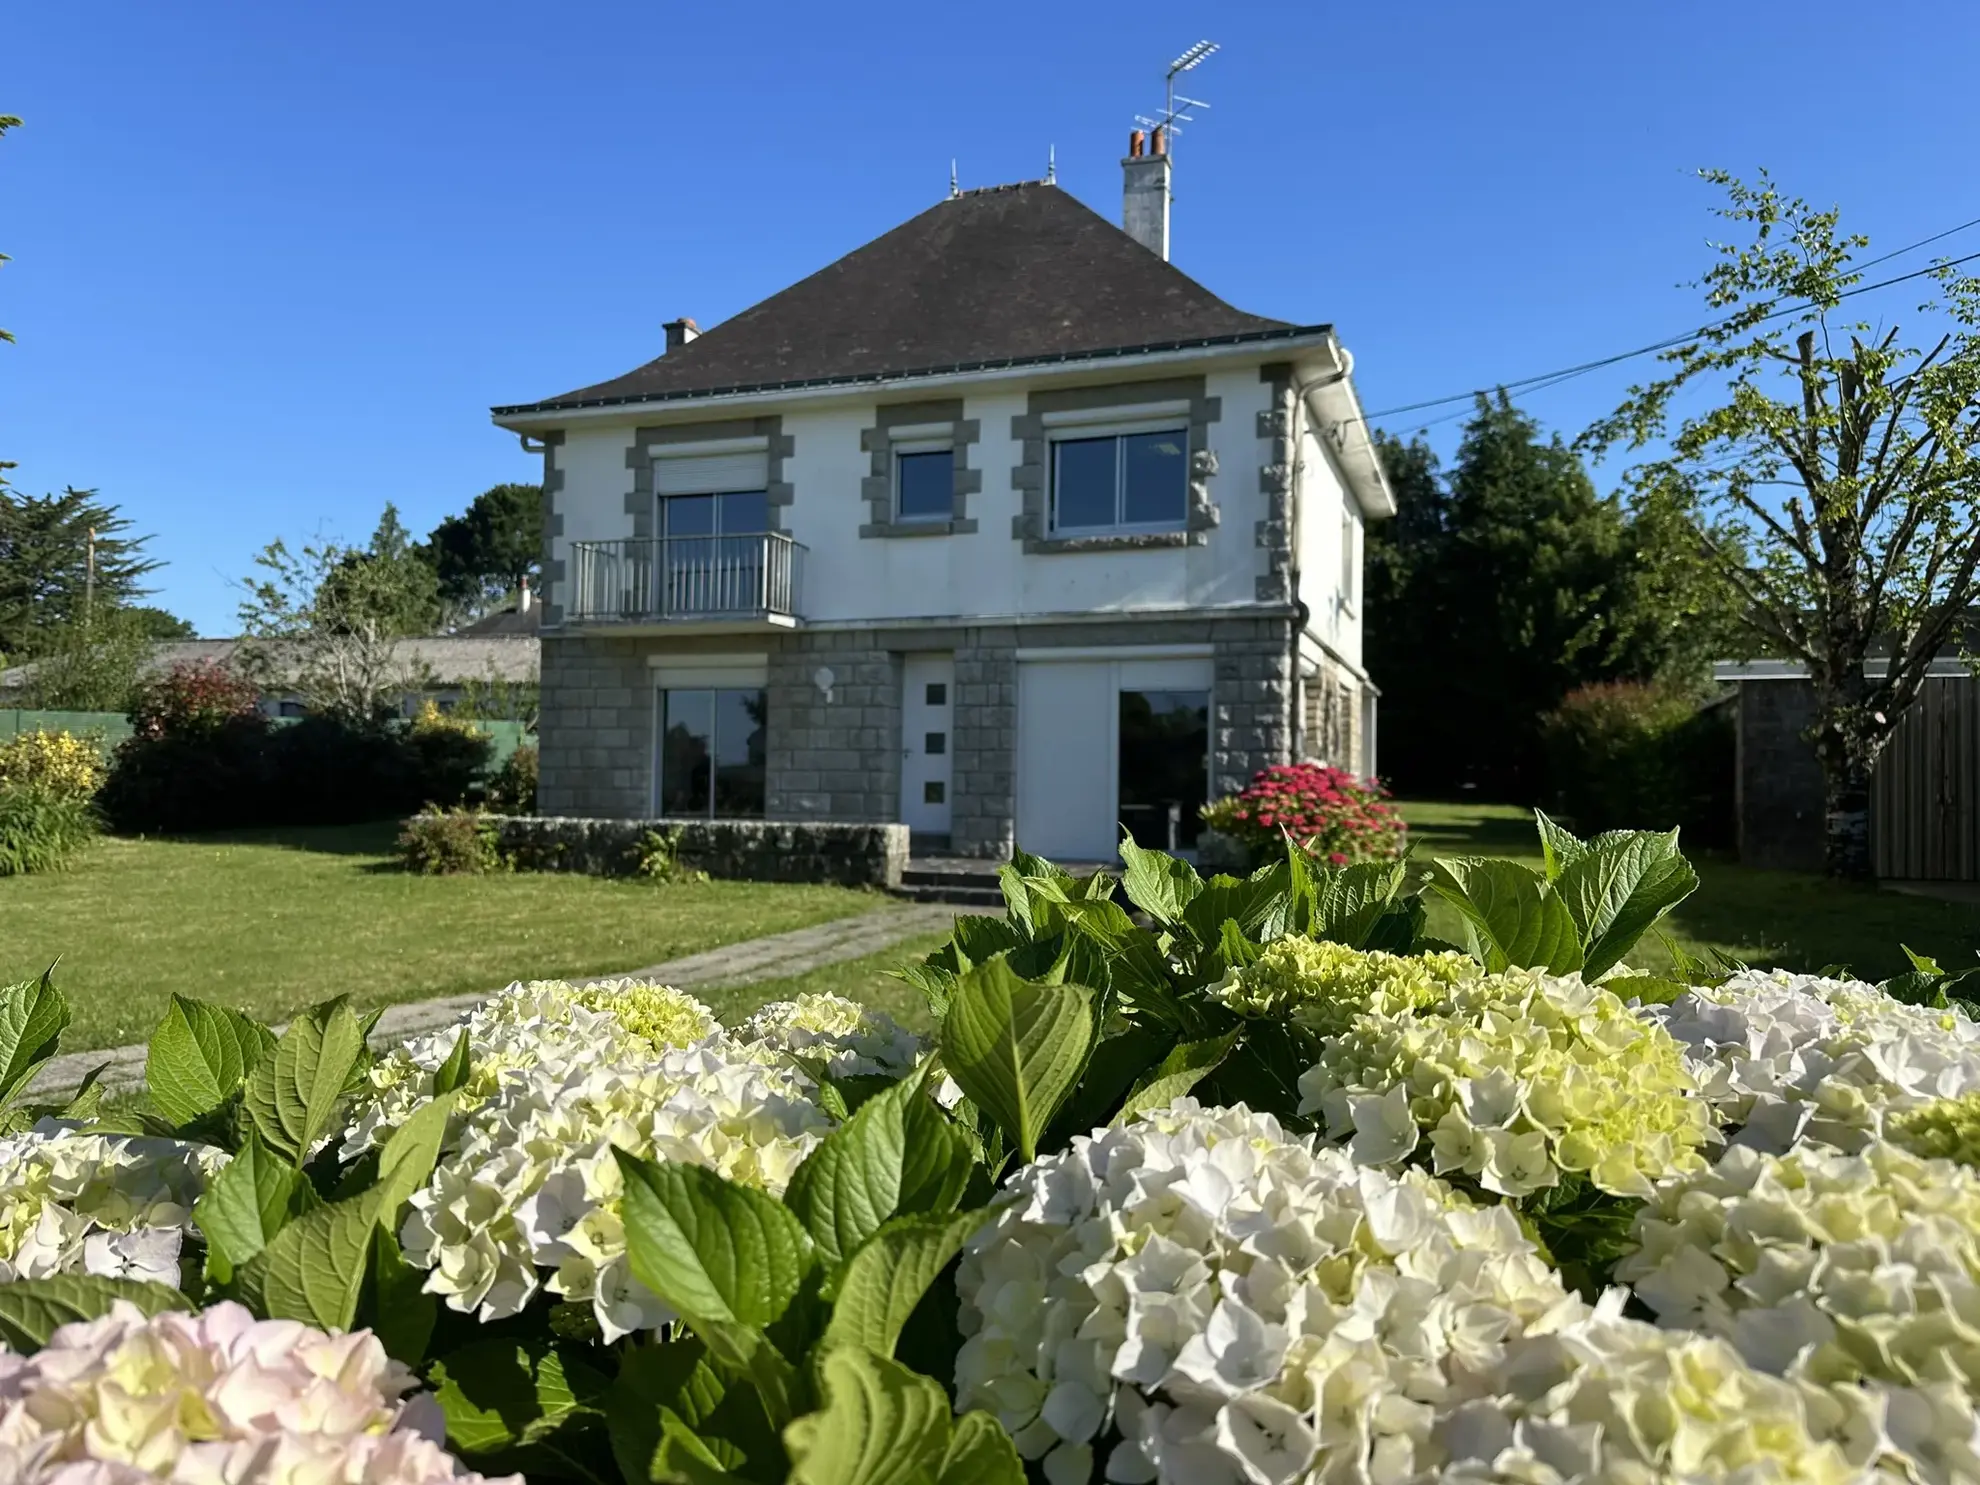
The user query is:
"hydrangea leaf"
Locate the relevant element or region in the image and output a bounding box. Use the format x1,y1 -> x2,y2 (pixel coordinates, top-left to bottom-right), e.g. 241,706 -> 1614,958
608,1337 -> 768,1484
194,1128 -> 302,1269
615,1147 -> 814,1329
1181,873 -> 1286,947
430,1026 -> 472,1097
1556,829 -> 1697,979
368,1222 -> 437,1368
0,1275 -> 192,1353
937,1411 -> 1025,1485
1429,857 -> 1583,974
783,1069 -> 972,1273
147,994 -> 277,1132
1116,835 -> 1203,925
823,1210 -> 989,1358
243,995 -> 365,1167
1312,859 -> 1410,949
247,1192 -> 374,1331
1534,809 -> 1588,882
938,954 -> 1096,1164
370,1088 -> 458,1229
0,968 -> 69,1110
784,1345 -> 951,1485
428,1338 -> 604,1458
1111,1030 -> 1242,1128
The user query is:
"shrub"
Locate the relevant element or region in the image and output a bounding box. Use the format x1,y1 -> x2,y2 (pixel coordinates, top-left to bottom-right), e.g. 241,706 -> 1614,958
0,784 -> 99,875
629,825 -> 708,883
1540,680 -> 1733,843
396,804 -> 501,874
126,659 -> 262,739
484,741 -> 537,814
0,729 -> 105,802
1199,761 -> 1406,866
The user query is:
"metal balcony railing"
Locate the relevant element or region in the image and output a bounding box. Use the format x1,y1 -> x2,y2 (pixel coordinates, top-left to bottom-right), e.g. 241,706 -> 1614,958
566,534 -> 806,624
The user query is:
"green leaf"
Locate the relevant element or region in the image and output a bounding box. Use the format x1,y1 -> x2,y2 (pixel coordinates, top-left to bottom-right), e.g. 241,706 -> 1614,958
937,1412 -> 1025,1485
615,1148 -> 813,1329
368,1222 -> 437,1367
1311,859 -> 1410,948
1555,829 -> 1699,979
243,996 -> 365,1166
1429,858 -> 1583,975
428,1339 -> 598,1457
783,1070 -> 972,1274
194,1129 -> 303,1268
1048,1024 -> 1176,1143
1116,835 -> 1203,924
0,969 -> 69,1109
431,1026 -> 472,1097
0,1275 -> 191,1352
784,1347 -> 951,1485
145,995 -> 276,1130
823,1210 -> 988,1359
371,1089 -> 457,1229
1534,809 -> 1588,882
948,915 -> 1025,969
1112,1030 -> 1241,1127
58,1063 -> 112,1122
938,954 -> 1096,1163
249,1193 -> 375,1330
1181,874 -> 1284,947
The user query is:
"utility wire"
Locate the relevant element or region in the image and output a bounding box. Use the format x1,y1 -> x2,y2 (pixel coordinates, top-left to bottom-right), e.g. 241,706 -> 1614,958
1366,224 -> 1980,426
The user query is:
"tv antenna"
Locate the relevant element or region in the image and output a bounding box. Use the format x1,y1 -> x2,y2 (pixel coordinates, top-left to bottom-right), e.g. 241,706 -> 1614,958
1135,40 -> 1218,154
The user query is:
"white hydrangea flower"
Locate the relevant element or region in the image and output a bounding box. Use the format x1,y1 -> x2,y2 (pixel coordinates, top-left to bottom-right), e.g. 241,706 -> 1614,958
1650,969 -> 1980,1153
0,1299 -> 515,1484
343,979 -> 721,1158
738,992 -> 923,1080
400,1037 -> 832,1341
0,1123 -> 222,1289
1617,1139 -> 1980,1484
1436,1303 -> 1898,1485
954,1100 -> 1586,1485
1296,967 -> 1714,1199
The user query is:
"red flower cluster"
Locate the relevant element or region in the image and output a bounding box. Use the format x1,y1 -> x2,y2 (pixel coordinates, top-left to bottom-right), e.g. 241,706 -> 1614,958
1200,761 -> 1405,867
128,661 -> 264,740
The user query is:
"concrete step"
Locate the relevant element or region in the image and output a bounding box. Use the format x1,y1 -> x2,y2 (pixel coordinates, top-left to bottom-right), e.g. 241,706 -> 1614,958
893,883 -> 1008,909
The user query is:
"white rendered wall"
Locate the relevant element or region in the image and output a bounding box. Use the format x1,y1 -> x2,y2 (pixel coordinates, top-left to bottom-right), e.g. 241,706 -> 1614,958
1295,423 -> 1364,670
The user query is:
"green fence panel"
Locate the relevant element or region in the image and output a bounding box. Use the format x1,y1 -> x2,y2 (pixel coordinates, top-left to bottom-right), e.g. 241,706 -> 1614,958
0,710 -> 135,747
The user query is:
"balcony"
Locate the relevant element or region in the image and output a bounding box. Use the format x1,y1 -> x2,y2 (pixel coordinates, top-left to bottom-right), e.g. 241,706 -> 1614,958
565,534 -> 806,628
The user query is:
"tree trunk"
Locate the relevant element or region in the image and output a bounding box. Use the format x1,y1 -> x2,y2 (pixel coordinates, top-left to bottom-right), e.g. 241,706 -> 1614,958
1820,752 -> 1875,881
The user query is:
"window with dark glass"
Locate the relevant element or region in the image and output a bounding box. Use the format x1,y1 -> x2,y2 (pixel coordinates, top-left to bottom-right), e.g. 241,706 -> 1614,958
925,731 -> 946,756
659,687 -> 766,817
658,491 -> 771,614
924,781 -> 945,804
895,449 -> 954,522
1118,689 -> 1209,850
925,682 -> 947,705
1051,429 -> 1188,533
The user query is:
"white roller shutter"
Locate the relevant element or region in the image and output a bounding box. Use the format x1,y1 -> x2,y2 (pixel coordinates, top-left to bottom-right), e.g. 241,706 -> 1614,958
654,449 -> 769,495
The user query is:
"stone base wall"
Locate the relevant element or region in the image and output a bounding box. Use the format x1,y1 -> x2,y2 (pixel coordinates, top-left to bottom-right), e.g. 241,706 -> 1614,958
487,815 -> 908,888
765,633 -> 901,821
538,634 -> 653,818
1212,616 -> 1296,799
1300,657 -> 1366,774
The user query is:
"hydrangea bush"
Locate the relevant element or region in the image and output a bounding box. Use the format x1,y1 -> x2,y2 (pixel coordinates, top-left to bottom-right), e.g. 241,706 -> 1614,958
2,811 -> 1977,1483
1199,762 -> 1405,867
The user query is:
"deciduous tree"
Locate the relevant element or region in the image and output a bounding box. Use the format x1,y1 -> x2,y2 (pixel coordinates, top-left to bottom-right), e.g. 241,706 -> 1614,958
1587,171 -> 1980,879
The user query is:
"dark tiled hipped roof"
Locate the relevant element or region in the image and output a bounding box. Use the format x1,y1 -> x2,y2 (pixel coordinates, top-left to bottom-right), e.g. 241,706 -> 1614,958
498,183 -> 1310,415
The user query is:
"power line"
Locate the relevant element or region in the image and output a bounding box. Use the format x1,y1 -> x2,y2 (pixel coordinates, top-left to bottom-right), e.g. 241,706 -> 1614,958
1365,226 -> 1980,426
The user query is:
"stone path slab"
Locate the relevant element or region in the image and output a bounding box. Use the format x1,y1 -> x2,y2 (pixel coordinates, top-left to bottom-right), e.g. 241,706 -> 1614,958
27,901 -> 976,1101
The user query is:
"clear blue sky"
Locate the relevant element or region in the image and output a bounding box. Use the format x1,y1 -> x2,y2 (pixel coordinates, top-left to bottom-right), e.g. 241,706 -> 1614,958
3,1 -> 1974,634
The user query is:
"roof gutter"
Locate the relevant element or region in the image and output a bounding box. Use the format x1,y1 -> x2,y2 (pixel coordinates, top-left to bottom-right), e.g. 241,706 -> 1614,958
1298,343 -> 1396,522
490,326 -> 1338,432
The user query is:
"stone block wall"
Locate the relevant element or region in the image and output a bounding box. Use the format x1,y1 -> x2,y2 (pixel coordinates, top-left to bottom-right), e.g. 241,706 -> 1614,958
537,634 -> 653,817
1736,680 -> 1825,871
952,632 -> 1017,858
765,632 -> 902,821
488,815 -> 908,888
1212,616 -> 1296,798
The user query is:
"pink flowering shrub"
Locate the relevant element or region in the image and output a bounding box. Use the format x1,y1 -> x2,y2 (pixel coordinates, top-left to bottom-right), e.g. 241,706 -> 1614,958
0,1300 -> 515,1484
1199,761 -> 1406,866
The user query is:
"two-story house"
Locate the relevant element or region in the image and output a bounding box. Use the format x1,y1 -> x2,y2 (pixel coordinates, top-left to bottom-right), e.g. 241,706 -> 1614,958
491,133 -> 1394,862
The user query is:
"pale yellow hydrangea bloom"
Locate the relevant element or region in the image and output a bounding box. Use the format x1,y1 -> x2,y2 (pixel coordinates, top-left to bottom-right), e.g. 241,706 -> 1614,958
1297,967 -> 1714,1198
1209,937 -> 1476,1032
1888,1090 -> 1980,1167
0,1125 -> 220,1287
739,991 -> 924,1079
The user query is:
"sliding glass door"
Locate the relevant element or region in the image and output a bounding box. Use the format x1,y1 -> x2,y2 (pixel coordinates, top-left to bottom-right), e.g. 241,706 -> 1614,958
657,687 -> 766,817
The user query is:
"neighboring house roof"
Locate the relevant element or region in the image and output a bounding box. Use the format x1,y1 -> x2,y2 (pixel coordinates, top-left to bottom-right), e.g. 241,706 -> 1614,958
0,636 -> 540,694
493,182 -> 1316,415
1715,657 -> 1980,683
455,603 -> 542,637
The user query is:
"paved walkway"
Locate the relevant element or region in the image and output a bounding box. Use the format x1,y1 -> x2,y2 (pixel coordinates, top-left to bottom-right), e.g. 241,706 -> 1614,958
27,901 -> 974,1101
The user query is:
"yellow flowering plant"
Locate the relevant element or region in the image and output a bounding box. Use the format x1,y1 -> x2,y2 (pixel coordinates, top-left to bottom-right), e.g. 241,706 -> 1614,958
0,729 -> 104,801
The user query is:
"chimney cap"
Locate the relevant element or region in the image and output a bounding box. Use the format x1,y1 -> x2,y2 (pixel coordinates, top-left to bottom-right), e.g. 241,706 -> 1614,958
1128,128 -> 1145,158
663,317 -> 701,353
663,316 -> 700,333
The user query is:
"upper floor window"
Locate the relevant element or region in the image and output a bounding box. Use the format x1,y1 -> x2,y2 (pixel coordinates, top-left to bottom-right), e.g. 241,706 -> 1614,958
662,489 -> 769,537
894,444 -> 955,523
1050,426 -> 1188,534
1340,505 -> 1360,612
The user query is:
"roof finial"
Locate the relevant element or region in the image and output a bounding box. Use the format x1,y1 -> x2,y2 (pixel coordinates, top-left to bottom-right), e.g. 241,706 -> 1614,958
949,159 -> 959,199
1047,144 -> 1056,183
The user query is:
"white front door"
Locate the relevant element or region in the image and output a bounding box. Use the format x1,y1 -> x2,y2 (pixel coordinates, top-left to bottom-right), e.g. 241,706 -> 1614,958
900,653 -> 954,836
1015,661 -> 1115,861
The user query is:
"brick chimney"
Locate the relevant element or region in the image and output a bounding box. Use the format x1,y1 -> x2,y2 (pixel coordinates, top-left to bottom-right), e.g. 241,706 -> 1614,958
664,317 -> 700,352
1122,127 -> 1171,260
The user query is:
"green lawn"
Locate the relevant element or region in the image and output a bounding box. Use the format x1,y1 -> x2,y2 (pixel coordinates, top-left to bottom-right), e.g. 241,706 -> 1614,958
1,824 -> 888,1051
1401,799 -> 1980,981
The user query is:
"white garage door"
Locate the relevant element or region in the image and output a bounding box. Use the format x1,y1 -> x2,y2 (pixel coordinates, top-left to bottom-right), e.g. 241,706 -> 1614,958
1015,655 -> 1215,863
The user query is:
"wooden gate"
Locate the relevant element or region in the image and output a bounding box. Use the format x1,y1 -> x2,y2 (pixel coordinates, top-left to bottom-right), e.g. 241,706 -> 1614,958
1872,676 -> 1980,880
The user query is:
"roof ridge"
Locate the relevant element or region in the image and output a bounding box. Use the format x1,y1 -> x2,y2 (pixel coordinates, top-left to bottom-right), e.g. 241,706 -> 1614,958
952,179 -> 1052,198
